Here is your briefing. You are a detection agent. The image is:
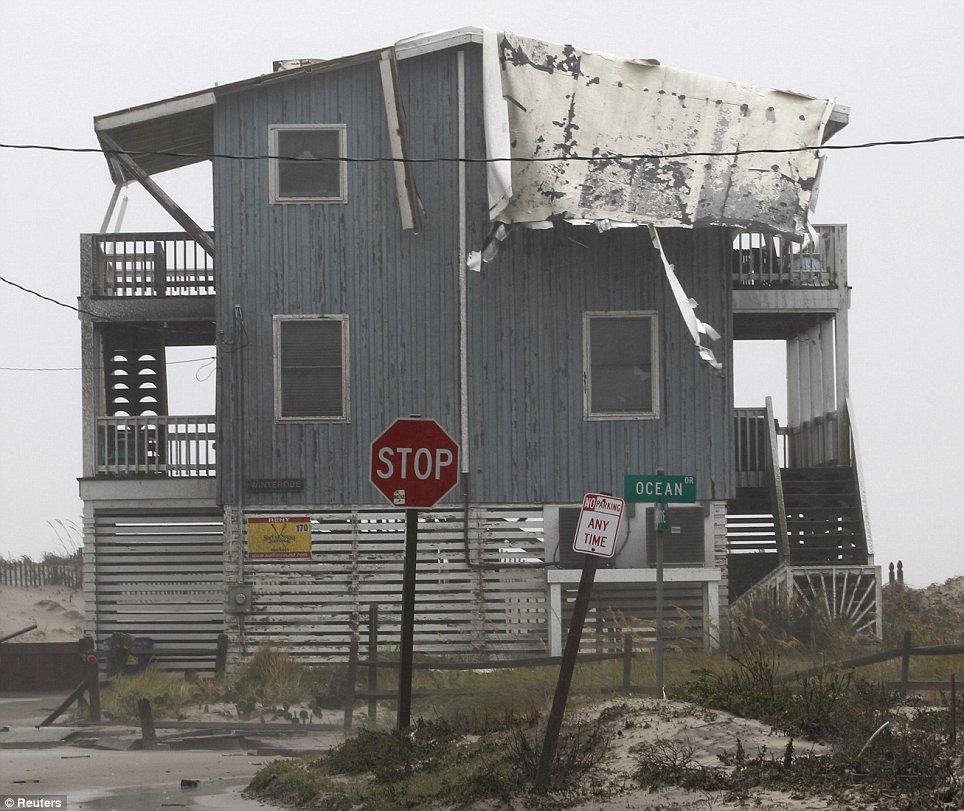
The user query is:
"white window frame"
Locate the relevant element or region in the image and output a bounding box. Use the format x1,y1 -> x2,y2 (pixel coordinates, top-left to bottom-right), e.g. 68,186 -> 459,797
273,314 -> 350,423
268,124 -> 348,204
583,310 -> 660,420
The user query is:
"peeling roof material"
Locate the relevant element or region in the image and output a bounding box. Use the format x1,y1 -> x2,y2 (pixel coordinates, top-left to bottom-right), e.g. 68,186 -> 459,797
487,31 -> 837,238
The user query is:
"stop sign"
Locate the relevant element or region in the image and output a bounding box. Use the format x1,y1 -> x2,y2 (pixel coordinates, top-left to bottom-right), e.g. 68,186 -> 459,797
370,418 -> 460,508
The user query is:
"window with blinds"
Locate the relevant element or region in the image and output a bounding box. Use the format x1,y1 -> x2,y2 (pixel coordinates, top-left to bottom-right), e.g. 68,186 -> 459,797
273,315 -> 349,421
269,125 -> 347,203
584,311 -> 659,419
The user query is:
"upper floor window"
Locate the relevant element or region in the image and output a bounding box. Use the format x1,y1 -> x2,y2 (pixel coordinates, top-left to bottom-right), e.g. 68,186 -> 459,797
273,315 -> 349,421
584,311 -> 659,419
269,125 -> 347,203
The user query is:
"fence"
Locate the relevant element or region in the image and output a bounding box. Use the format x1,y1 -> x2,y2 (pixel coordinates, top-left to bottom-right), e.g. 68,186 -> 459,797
341,603 -> 648,729
0,554 -> 83,589
779,630 -> 964,695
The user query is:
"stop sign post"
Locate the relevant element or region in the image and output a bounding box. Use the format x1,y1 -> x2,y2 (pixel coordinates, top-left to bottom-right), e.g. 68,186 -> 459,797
370,418 -> 460,729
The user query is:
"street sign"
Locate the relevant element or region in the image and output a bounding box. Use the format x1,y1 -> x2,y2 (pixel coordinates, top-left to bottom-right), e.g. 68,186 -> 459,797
572,493 -> 625,558
370,418 -> 460,508
624,474 -> 697,503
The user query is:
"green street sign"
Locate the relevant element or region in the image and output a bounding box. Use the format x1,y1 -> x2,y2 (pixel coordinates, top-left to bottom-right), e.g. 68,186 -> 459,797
624,474 -> 697,503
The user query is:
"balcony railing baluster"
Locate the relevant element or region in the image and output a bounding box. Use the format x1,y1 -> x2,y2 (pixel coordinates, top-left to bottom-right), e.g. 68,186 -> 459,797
96,415 -> 216,477
731,225 -> 837,289
92,232 -> 214,298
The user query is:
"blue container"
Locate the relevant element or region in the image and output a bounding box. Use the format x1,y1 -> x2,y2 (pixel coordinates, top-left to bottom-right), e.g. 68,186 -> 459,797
105,636 -> 154,675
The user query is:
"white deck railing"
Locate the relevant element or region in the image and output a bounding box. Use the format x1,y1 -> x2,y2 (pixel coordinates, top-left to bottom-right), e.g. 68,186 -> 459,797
93,232 -> 215,297
731,225 -> 839,289
96,415 -> 216,477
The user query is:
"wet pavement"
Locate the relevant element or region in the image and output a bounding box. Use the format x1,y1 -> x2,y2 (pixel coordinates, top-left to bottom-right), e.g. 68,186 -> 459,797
71,776 -> 277,809
0,692 -> 342,810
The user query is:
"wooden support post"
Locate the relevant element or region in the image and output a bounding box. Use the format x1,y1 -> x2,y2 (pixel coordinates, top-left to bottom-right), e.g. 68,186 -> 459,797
138,698 -> 157,750
368,604 -> 379,725
535,554 -> 598,790
98,132 -> 215,258
622,633 -> 632,692
81,637 -> 101,723
397,508 -> 418,730
900,630 -> 912,697
40,680 -> 89,727
215,633 -> 228,681
951,673 -> 957,743
344,634 -> 359,732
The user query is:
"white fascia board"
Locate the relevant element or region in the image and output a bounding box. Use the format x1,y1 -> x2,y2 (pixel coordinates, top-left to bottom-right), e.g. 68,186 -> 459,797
95,91 -> 216,132
394,27 -> 484,60
547,567 -> 722,584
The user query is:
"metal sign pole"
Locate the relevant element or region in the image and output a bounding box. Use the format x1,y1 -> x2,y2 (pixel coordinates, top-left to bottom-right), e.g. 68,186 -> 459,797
535,553 -> 598,789
397,507 -> 418,729
655,466 -> 666,699
655,503 -> 665,698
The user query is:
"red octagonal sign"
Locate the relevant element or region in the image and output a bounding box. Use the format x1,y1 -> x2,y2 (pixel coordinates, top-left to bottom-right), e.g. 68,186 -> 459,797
370,418 -> 460,508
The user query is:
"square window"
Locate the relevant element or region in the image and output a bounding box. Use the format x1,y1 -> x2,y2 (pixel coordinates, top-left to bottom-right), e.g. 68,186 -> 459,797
274,315 -> 349,421
269,125 -> 346,203
584,312 -> 658,419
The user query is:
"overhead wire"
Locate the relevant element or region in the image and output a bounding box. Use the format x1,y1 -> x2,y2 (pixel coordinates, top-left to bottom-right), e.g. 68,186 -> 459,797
0,135 -> 962,165
0,273 -> 221,371
0,356 -> 216,372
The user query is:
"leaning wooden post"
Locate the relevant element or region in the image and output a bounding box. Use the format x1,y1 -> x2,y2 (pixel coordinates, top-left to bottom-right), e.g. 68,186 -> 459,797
900,630 -> 912,696
137,698 -> 157,750
215,633 -> 228,681
368,604 -> 379,724
536,554 -> 598,790
343,634 -> 359,732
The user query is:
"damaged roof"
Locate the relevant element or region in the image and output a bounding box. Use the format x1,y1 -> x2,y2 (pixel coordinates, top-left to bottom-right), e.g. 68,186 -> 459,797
93,26 -> 847,237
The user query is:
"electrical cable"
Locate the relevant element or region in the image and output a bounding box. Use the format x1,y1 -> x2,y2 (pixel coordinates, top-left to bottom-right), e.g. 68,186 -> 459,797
0,272 -> 218,343
0,134 -> 961,165
0,356 -> 215,373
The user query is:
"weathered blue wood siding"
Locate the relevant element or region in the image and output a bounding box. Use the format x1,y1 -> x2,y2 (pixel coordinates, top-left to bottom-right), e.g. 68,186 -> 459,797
213,45 -> 734,508
466,226 -> 733,504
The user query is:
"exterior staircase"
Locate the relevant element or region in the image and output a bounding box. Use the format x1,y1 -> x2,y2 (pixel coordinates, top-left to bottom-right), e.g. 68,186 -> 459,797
782,467 -> 867,564
727,398 -> 881,641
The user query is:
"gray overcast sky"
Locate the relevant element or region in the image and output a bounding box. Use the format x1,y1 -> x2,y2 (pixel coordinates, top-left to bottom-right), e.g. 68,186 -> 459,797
1,1 -> 961,587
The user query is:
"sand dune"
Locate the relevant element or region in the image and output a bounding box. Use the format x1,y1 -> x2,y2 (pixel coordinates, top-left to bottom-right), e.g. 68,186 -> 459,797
0,584 -> 84,643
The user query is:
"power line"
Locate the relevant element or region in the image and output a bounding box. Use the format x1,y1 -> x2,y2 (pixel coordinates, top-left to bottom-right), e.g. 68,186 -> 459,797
0,356 -> 216,373
0,273 -> 95,318
0,135 -> 962,164
0,273 -> 211,342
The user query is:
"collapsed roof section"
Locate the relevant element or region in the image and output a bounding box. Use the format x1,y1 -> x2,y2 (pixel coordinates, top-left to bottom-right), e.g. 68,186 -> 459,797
485,31 -> 841,238
92,26 -> 846,241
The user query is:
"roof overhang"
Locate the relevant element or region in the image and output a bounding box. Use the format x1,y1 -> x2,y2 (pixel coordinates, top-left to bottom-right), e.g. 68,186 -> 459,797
92,46 -> 387,183
92,26 -> 847,191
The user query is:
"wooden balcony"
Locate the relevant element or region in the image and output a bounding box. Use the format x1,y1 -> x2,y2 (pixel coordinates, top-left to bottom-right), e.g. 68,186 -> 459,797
80,232 -> 216,323
730,225 -> 842,290
90,232 -> 214,298
96,415 -> 216,477
731,225 -> 849,340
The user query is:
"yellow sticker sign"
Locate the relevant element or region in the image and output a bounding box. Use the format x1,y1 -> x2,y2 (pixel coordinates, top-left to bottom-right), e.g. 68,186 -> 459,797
247,516 -> 312,560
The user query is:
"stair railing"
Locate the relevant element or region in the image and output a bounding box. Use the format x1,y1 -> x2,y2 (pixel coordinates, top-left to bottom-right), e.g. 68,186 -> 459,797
845,397 -> 875,564
765,396 -> 790,561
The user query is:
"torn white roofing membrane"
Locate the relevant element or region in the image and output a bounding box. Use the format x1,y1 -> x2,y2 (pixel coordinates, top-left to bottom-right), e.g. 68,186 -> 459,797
485,30 -> 835,238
